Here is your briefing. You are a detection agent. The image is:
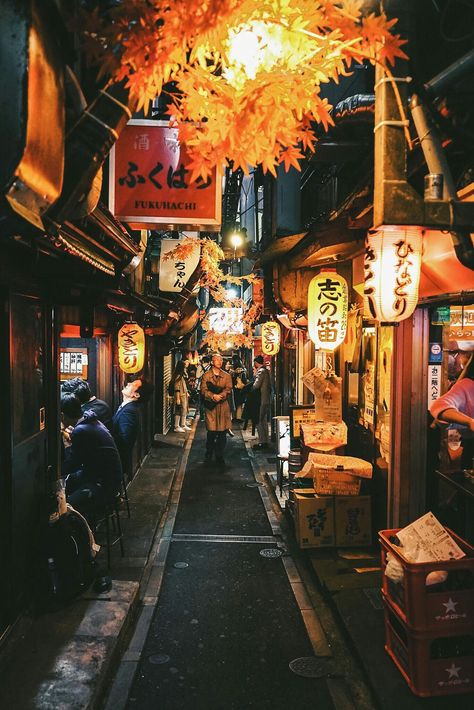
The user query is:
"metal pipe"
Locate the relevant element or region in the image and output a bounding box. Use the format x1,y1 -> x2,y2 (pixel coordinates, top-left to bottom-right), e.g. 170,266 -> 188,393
410,94 -> 474,269
424,48 -> 474,98
409,94 -> 456,200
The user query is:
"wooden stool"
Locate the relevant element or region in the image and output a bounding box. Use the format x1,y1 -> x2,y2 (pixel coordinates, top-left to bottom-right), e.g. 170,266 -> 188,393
94,497 -> 125,569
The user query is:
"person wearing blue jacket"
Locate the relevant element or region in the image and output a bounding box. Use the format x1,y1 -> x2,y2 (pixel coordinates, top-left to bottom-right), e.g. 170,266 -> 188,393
61,393 -> 122,522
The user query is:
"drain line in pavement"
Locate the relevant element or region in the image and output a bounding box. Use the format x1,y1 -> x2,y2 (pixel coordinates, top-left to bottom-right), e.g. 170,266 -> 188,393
171,533 -> 280,544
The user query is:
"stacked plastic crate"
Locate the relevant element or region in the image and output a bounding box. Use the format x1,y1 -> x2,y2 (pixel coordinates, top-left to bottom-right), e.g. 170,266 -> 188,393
379,528 -> 474,697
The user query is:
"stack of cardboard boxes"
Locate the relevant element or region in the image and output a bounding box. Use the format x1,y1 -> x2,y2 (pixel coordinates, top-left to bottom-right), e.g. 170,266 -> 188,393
290,451 -> 373,548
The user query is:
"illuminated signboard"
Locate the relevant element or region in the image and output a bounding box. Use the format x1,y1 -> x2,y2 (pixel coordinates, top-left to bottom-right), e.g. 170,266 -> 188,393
208,308 -> 243,334
109,120 -> 221,230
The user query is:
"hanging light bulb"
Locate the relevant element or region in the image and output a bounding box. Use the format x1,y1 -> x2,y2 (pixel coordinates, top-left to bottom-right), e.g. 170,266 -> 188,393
364,226 -> 423,323
307,270 -> 348,351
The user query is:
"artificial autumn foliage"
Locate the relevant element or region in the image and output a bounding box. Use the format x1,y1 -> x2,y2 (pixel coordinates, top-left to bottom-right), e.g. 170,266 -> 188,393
163,237 -> 261,351
79,0 -> 406,180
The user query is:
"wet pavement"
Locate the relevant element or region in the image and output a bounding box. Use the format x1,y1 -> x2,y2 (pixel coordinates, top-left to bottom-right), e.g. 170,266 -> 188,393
125,425 -> 337,710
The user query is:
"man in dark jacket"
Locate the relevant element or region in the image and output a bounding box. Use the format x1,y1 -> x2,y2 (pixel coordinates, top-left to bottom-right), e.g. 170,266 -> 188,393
62,378 -> 113,430
61,393 -> 122,522
252,355 -> 272,450
112,378 -> 153,480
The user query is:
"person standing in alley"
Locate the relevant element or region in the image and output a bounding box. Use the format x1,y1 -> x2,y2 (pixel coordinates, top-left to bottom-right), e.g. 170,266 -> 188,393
170,360 -> 191,433
252,355 -> 272,450
196,354 -> 211,418
200,353 -> 233,466
112,378 -> 154,481
230,353 -> 248,423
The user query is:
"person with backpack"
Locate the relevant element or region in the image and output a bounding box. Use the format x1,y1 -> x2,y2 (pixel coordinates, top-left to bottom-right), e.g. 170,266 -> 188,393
169,360 -> 191,433
61,393 -> 123,523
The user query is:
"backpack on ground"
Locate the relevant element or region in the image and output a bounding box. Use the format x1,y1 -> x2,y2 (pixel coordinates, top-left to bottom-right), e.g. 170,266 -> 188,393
40,508 -> 97,603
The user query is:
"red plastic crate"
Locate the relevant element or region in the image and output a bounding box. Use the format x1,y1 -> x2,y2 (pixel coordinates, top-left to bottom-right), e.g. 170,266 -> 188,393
384,601 -> 474,697
379,528 -> 474,632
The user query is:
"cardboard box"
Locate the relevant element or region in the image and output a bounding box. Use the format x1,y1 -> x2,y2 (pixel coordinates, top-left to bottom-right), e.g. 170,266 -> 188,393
335,495 -> 372,547
294,492 -> 335,548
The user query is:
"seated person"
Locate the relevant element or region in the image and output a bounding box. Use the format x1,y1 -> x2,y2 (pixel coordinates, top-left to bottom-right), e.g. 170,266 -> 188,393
61,377 -> 113,431
61,393 -> 122,522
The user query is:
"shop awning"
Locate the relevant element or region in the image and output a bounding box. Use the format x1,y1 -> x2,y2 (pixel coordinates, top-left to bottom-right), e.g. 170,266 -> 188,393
256,233 -> 308,264
288,222 -> 364,268
419,230 -> 474,301
47,202 -> 141,276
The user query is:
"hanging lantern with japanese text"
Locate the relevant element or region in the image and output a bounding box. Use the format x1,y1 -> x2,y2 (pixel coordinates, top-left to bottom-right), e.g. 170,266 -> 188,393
118,322 -> 145,374
261,321 -> 281,356
308,270 -> 348,351
364,226 -> 423,323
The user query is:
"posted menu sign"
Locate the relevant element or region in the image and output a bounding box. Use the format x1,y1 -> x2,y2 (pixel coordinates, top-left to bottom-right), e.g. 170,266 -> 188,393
109,120 -> 221,230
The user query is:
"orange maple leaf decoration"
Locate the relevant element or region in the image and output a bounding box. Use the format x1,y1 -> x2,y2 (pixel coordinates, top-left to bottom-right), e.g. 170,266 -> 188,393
164,237 -> 262,350
79,0 -> 407,178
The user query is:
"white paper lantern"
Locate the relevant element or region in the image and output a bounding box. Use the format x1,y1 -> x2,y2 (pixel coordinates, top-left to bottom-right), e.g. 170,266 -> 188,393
307,270 -> 348,351
364,226 -> 423,323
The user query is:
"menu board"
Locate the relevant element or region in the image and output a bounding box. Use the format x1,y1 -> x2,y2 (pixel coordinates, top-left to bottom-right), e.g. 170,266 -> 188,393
289,405 -> 320,444
60,348 -> 88,380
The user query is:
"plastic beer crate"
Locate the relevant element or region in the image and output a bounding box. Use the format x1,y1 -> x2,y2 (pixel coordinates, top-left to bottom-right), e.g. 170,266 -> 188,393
383,601 -> 474,697
379,528 -> 474,632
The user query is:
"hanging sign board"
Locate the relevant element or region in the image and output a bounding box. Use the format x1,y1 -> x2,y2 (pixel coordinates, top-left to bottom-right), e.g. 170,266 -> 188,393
363,362 -> 375,426
431,305 -> 450,325
158,238 -> 201,292
109,120 -> 221,230
289,405 -> 321,444
448,306 -> 474,341
208,307 -> 244,334
313,369 -> 342,422
427,364 -> 441,409
429,342 -> 443,364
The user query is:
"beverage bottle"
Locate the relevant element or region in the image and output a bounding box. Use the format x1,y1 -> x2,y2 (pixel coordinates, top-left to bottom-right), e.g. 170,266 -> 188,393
47,557 -> 60,597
